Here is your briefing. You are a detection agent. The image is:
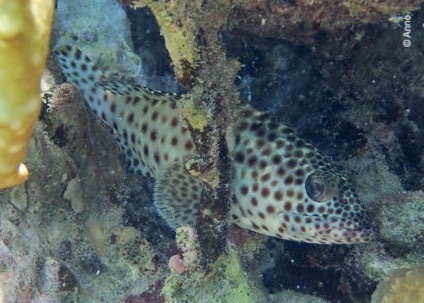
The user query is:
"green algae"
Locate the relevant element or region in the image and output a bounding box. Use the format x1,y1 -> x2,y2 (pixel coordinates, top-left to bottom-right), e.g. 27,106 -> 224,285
162,247 -> 267,303
178,94 -> 209,132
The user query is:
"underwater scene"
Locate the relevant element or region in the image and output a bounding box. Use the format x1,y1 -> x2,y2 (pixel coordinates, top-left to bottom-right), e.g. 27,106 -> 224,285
0,0 -> 424,302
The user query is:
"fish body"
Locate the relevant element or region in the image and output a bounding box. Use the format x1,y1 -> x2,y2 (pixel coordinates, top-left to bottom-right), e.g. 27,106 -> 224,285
54,45 -> 373,244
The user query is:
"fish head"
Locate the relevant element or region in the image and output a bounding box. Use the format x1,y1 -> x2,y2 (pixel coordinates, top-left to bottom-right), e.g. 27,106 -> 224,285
230,107 -> 373,244
281,167 -> 374,244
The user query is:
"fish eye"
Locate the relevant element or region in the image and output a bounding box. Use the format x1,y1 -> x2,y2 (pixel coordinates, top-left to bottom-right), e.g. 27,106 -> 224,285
306,178 -> 325,200
305,172 -> 338,202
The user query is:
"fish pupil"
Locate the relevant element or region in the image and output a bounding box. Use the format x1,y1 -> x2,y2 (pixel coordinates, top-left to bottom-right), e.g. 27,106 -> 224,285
306,175 -> 325,201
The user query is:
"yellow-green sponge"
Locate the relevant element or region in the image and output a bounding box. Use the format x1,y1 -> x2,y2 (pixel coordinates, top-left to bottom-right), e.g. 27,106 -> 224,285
0,0 -> 54,189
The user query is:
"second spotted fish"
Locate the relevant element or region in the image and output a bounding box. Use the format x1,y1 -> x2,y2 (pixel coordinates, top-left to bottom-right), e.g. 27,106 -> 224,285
54,45 -> 373,244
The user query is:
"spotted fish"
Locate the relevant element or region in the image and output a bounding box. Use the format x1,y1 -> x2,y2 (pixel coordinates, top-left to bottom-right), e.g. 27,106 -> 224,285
54,45 -> 373,244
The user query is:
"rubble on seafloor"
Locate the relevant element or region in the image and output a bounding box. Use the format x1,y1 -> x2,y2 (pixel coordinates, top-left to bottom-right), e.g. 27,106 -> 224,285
0,0 -> 424,302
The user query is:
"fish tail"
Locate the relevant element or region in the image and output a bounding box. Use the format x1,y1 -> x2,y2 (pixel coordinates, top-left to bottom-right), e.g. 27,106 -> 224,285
53,45 -> 115,123
54,45 -> 102,89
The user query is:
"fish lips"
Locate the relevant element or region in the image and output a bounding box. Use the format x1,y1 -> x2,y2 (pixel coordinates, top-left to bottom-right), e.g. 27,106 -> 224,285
305,214 -> 374,243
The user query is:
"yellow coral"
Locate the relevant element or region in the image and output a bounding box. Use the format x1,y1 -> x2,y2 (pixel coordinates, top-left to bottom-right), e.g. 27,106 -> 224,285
132,0 -> 196,82
371,265 -> 424,303
0,0 -> 54,189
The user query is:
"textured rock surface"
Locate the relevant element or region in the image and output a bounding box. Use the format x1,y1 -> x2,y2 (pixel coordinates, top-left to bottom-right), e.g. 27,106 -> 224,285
54,0 -> 141,79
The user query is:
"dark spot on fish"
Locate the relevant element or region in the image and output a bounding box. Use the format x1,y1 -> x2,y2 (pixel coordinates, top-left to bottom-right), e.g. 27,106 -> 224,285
284,202 -> 292,211
262,148 -> 271,156
266,205 -> 275,214
127,113 -> 134,124
296,204 -> 304,213
185,141 -> 194,151
141,123 -> 148,133
294,150 -> 304,158
286,159 -> 297,169
259,160 -> 267,169
235,152 -> 245,163
150,130 -> 157,141
240,186 -> 249,196
261,174 -> 271,182
295,178 -> 303,185
252,222 -> 260,230
133,96 -> 141,104
277,167 -> 286,177
318,206 -> 326,213
143,145 -> 149,157
75,49 -> 82,59
154,152 -> 160,164
267,132 -> 277,142
142,105 -> 149,115
261,187 -> 270,198
249,122 -> 261,132
287,190 -> 294,198
274,191 -> 283,201
171,117 -> 178,127
284,176 -> 294,185
152,111 -> 158,121
272,154 -> 282,165
247,156 -> 258,167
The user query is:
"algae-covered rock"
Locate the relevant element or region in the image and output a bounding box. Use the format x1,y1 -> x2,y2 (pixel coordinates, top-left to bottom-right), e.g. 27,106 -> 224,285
0,74 -> 168,302
377,190 -> 424,253
270,290 -> 329,303
132,0 -> 196,84
162,247 -> 268,303
54,0 -> 141,79
371,265 -> 424,303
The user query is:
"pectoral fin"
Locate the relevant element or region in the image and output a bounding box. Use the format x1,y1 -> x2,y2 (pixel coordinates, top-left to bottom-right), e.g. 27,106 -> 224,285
153,162 -> 204,229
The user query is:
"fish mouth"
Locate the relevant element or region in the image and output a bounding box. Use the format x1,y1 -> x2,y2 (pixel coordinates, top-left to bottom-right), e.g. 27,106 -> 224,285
319,213 -> 374,238
288,213 -> 374,243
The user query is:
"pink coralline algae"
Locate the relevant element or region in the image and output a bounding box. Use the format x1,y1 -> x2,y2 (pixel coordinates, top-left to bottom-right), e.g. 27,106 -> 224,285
169,254 -> 186,274
167,226 -> 201,275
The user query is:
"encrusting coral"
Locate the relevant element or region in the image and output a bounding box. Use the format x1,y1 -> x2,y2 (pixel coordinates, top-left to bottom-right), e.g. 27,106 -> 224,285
0,0 -> 54,189
371,265 -> 424,303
